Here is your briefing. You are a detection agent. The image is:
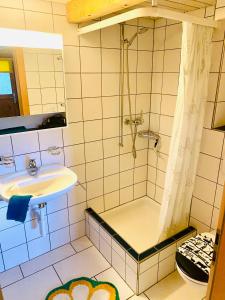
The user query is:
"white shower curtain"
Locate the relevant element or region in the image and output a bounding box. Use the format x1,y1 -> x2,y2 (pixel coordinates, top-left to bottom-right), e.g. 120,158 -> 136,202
159,22 -> 213,240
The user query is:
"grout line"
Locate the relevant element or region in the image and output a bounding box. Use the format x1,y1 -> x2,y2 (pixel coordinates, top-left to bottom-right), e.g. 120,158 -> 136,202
52,264 -> 63,285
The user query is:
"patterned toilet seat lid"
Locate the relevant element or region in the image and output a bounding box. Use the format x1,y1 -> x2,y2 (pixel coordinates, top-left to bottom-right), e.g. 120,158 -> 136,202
177,232 -> 215,277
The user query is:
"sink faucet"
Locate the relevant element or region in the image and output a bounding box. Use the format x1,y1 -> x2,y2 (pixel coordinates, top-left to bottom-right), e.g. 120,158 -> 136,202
27,159 -> 39,176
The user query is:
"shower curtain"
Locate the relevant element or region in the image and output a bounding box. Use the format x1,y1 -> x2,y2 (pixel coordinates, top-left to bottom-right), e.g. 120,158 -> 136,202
159,22 -> 213,240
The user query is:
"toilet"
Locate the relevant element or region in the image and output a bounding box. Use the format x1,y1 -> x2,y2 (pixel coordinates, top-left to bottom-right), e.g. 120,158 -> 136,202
176,232 -> 215,287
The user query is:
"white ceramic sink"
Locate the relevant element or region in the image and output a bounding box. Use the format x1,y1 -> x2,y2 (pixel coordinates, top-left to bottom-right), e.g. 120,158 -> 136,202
0,164 -> 77,206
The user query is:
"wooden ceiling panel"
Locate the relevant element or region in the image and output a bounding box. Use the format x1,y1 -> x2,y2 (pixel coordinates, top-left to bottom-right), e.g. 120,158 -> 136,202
67,0 -> 216,23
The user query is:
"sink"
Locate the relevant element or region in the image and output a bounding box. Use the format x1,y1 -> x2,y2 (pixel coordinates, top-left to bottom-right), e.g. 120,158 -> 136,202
0,164 -> 78,206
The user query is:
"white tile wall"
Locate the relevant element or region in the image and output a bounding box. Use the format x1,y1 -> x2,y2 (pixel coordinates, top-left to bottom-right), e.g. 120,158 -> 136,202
190,16 -> 225,231
0,0 -> 224,273
147,21 -> 181,205
147,16 -> 225,236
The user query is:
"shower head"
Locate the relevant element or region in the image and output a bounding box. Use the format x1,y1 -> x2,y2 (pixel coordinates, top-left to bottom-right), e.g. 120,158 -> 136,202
127,27 -> 149,46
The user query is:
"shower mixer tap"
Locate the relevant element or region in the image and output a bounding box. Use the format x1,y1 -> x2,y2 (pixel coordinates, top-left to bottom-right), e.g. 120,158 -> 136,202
124,111 -> 144,126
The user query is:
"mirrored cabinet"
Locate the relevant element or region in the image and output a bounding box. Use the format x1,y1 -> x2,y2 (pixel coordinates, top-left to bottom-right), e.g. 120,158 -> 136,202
0,28 -> 67,134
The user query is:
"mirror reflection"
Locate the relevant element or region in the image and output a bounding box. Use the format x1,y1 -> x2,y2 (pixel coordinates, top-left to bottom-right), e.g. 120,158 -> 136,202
0,47 -> 66,118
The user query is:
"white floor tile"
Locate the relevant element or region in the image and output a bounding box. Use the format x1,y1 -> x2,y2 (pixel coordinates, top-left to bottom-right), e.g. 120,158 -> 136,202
71,236 -> 92,252
2,267 -> 60,300
96,268 -> 134,300
145,271 -> 207,300
21,244 -> 75,277
54,246 -> 110,283
0,267 -> 23,288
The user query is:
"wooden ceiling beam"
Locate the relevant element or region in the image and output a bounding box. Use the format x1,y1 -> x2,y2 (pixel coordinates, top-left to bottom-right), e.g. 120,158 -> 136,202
67,0 -> 148,23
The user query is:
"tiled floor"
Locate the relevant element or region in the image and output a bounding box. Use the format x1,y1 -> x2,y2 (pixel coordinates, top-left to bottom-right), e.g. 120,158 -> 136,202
0,236 -> 206,300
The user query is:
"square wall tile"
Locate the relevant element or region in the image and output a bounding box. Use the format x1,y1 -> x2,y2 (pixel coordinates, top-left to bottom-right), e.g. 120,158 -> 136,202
0,136 -> 13,156
104,174 -> 119,194
48,209 -> 69,233
84,120 -> 102,142
70,220 -> 85,240
64,144 -> 85,167
102,73 -> 120,96
28,236 -> 50,259
41,148 -> 65,165
63,123 -> 84,146
103,118 -> 119,139
154,27 -> 166,50
140,254 -> 159,274
100,236 -> 112,263
85,141 -> 103,162
0,7 -> 25,29
83,98 -> 102,121
12,131 -> 39,155
102,96 -> 119,118
82,74 -> 101,98
38,128 -> 63,151
88,196 -> 104,213
101,25 -> 120,48
104,191 -> 119,210
50,227 -> 70,249
197,153 -> 220,182
25,11 -> 53,32
164,49 -> 181,72
120,169 -> 133,188
139,264 -> 158,294
191,197 -> 213,227
165,24 -> 182,49
156,170 -> 166,188
68,184 -> 86,206
23,0 -> 52,13
65,74 -> 81,99
193,176 -> 216,205
68,202 -> 86,224
200,129 -> 224,158
25,216 -> 48,242
102,49 -> 120,73
126,264 -> 137,292
0,225 -> 26,251
3,244 -> 29,270
158,254 -> 176,281
162,73 -> 179,95
86,160 -> 103,181
64,46 -> 80,73
80,47 -> 101,73
112,249 -> 126,280
137,51 -> 152,72
104,156 -> 119,176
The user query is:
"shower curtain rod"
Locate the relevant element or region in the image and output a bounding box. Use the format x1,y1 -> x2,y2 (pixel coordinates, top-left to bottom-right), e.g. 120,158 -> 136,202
77,6 -> 217,35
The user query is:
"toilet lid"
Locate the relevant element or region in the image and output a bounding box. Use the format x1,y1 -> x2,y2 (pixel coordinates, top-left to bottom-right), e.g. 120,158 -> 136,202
176,232 -> 214,283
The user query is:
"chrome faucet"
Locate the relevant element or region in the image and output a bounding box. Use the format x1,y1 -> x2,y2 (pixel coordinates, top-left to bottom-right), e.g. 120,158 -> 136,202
27,159 -> 39,176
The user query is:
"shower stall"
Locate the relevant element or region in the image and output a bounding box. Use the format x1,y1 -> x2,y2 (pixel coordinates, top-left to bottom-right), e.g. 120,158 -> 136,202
78,4 -> 215,295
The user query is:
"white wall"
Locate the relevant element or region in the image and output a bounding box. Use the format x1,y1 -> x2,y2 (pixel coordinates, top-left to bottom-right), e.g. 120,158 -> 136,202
146,9 -> 225,234
0,0 -> 224,271
0,0 -> 154,270
190,7 -> 225,233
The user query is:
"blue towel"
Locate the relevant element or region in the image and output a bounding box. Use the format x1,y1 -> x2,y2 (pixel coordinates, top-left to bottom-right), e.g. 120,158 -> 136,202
7,195 -> 32,223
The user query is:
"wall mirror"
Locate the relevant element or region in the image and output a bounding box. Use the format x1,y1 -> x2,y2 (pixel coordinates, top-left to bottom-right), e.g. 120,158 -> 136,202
0,28 -> 66,133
